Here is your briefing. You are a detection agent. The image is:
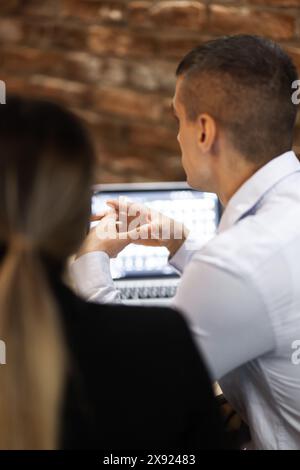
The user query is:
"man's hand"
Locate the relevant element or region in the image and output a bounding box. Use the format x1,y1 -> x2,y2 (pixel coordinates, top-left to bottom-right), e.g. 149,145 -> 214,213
76,210 -> 131,259
76,198 -> 190,260
107,197 -> 190,257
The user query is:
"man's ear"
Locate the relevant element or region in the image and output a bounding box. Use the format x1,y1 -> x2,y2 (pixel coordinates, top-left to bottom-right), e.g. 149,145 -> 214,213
197,113 -> 217,153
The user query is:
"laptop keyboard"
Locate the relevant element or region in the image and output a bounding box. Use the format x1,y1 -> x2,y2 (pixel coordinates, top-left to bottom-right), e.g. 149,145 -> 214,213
115,278 -> 179,300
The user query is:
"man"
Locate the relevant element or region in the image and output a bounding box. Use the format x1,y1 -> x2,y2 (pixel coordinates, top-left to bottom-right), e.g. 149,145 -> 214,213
71,35 -> 300,449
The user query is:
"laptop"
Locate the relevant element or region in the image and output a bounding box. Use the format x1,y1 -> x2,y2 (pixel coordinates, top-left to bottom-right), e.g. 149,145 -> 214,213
91,182 -> 221,305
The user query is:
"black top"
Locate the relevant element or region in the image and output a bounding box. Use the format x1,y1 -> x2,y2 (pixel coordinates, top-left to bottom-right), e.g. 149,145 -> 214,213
49,277 -> 226,450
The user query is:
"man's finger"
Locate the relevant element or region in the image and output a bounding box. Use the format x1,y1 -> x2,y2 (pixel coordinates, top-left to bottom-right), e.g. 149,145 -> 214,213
106,200 -> 119,210
100,211 -> 118,222
106,198 -> 144,213
127,223 -> 154,241
106,197 -> 130,211
90,211 -> 110,222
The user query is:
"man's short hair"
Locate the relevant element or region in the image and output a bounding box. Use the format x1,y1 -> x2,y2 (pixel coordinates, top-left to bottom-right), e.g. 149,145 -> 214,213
176,35 -> 299,164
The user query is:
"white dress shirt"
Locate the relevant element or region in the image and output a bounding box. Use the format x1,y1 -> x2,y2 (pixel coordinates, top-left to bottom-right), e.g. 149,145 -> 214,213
70,151 -> 300,450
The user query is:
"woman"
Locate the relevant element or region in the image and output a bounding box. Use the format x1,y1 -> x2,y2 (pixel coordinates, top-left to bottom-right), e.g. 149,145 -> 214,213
0,96 -> 225,450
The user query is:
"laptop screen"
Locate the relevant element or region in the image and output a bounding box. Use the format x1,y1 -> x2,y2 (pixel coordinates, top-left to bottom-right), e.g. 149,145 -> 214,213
91,183 -> 220,280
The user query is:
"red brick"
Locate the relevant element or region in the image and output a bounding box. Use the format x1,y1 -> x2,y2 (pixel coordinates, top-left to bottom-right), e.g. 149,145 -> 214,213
127,59 -> 177,92
284,45 -> 300,72
128,1 -> 153,27
0,72 -> 29,96
0,0 -> 21,14
0,18 -> 23,44
209,5 -> 295,40
21,0 -> 61,17
150,1 -> 207,30
62,0 -> 126,23
92,116 -> 130,145
71,108 -> 101,129
156,35 -> 210,60
23,21 -> 87,50
99,58 -> 128,87
97,149 -> 184,182
251,0 -> 300,6
99,154 -> 162,182
27,75 -> 91,107
128,122 -> 179,153
106,155 -> 155,175
0,46 -> 104,84
93,167 -> 136,184
88,25 -> 157,57
93,86 -> 170,122
129,0 -> 207,30
63,52 -> 103,83
0,47 -> 61,75
4,0 -> 298,185
52,23 -> 87,50
88,24 -> 206,60
94,144 -> 154,173
91,116 -> 179,162
159,154 -> 185,180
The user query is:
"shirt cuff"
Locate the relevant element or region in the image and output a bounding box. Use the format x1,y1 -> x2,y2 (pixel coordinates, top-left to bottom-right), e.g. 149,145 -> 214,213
69,251 -> 113,298
169,233 -> 205,273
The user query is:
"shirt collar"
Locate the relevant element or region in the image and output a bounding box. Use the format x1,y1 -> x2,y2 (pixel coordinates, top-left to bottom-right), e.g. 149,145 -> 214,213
218,151 -> 300,233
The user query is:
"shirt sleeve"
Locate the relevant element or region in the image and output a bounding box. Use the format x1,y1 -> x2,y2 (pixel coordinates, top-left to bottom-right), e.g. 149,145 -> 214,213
169,233 -> 206,273
171,256 -> 276,381
69,251 -> 121,303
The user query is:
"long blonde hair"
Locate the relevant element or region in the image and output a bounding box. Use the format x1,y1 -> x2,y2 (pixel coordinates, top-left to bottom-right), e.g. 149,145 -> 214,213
0,97 -> 95,449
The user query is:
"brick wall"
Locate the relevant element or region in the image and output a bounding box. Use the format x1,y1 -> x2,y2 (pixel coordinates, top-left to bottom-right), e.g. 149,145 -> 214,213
1,0 -> 300,183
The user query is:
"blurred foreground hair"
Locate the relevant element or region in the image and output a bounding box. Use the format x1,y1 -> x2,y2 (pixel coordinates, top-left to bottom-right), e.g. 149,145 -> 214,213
0,96 -> 95,449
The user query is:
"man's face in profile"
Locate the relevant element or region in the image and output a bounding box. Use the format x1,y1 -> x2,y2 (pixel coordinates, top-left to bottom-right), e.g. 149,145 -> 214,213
173,78 -> 212,191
